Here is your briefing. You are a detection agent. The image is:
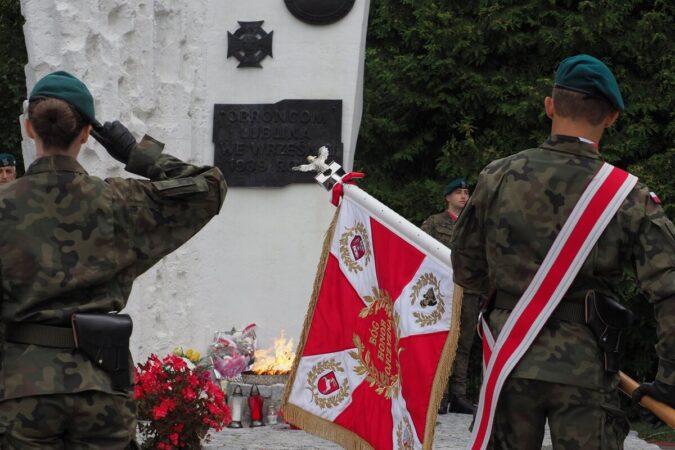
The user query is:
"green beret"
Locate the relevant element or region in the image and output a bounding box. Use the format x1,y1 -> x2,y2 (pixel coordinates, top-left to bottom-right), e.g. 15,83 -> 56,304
444,177 -> 468,196
0,153 -> 16,167
29,71 -> 98,125
554,54 -> 624,112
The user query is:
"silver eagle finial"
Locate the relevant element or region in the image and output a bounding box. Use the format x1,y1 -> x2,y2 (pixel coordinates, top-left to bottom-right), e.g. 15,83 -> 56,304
292,146 -> 330,174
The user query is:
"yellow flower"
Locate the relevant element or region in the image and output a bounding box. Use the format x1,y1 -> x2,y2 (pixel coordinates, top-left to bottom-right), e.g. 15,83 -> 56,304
185,348 -> 201,363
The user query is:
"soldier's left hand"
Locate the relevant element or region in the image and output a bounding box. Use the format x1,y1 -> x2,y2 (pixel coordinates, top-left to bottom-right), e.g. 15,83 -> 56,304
632,380 -> 675,426
632,380 -> 675,407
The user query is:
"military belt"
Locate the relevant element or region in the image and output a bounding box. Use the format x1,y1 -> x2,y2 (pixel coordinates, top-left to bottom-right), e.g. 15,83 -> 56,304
494,291 -> 586,324
5,322 -> 76,348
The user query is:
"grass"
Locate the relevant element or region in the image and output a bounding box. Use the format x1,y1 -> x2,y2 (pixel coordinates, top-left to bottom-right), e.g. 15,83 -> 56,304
632,420 -> 675,445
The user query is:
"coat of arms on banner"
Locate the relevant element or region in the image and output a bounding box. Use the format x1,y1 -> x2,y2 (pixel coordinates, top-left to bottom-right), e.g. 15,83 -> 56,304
282,184 -> 462,450
410,273 -> 445,327
307,359 -> 350,409
340,222 -> 372,272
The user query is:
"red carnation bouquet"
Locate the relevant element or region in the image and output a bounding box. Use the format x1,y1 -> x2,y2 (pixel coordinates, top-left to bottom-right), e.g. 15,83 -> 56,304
134,352 -> 231,449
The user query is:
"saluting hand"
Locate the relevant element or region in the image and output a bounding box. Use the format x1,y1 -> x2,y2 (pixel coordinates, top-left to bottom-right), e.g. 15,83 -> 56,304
90,121 -> 137,164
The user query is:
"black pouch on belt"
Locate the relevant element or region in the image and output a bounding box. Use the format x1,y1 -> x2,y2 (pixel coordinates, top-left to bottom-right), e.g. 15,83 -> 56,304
584,291 -> 634,373
71,313 -> 133,391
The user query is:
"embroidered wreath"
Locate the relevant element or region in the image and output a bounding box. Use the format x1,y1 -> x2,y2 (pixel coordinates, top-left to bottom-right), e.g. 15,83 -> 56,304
306,359 -> 350,410
410,273 -> 445,327
359,287 -> 393,318
349,287 -> 401,399
396,419 -> 415,450
339,222 -> 372,273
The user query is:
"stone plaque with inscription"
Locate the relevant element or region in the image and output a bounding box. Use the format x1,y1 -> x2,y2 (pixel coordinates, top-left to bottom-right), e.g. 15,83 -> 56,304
213,100 -> 343,187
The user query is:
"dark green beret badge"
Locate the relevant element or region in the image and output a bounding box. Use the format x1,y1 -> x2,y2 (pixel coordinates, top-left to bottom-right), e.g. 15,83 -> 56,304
554,54 -> 624,112
29,71 -> 98,125
0,152 -> 16,167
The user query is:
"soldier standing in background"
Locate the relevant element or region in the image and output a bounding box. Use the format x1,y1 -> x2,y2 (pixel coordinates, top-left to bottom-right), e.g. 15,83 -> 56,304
422,177 -> 478,415
0,153 -> 17,184
0,71 -> 226,448
450,54 -> 675,448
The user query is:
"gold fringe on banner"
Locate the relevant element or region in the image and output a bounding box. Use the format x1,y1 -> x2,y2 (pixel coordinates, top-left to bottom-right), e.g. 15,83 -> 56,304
281,204 -> 465,449
282,208 -> 339,407
282,403 -> 374,450
282,207 -> 378,449
422,284 -> 463,449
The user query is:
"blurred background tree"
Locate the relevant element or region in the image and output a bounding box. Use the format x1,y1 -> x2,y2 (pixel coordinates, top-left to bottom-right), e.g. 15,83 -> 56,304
0,0 -> 26,174
358,0 -> 672,221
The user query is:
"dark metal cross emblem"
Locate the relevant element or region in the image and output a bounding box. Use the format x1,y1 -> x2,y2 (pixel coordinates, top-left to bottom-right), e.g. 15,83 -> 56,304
227,21 -> 273,68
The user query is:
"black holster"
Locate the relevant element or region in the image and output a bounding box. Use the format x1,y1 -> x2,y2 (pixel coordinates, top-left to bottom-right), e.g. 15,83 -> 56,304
72,313 -> 133,391
584,291 -> 634,373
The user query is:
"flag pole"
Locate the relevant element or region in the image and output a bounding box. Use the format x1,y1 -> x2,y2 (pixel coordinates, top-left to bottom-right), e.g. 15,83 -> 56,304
342,184 -> 451,267
618,371 -> 675,428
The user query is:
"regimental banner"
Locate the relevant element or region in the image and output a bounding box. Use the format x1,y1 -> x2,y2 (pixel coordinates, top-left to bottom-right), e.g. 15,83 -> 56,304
283,184 -> 462,450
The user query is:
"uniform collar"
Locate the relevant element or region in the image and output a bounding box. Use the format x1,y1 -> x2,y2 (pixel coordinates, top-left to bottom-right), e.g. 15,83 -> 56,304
25,155 -> 88,175
540,135 -> 601,159
447,211 -> 458,221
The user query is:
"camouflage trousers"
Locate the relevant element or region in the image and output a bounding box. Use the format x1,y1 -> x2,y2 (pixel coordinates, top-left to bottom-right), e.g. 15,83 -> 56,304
0,390 -> 139,449
488,378 -> 629,450
449,291 -> 480,397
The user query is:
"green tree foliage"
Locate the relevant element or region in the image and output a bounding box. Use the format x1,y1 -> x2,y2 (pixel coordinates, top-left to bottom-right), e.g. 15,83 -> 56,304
357,0 -> 673,223
356,1 -> 673,385
0,0 -> 26,173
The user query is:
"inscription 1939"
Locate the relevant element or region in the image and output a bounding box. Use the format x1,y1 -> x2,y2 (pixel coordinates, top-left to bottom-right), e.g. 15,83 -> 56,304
213,100 -> 343,187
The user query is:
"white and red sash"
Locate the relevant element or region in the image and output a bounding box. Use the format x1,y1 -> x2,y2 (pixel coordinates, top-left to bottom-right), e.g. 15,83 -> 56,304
469,163 -> 638,450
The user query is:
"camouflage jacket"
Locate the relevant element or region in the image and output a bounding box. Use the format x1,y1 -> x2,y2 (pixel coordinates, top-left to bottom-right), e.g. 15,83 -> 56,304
0,136 -> 226,400
422,209 -> 482,317
421,211 -> 456,248
450,135 -> 675,390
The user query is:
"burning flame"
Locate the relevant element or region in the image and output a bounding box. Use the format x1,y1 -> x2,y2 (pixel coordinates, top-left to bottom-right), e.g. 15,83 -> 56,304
251,331 -> 296,375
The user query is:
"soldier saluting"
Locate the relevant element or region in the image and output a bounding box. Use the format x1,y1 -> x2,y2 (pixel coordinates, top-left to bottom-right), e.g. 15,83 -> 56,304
450,55 -> 674,448
0,71 -> 226,448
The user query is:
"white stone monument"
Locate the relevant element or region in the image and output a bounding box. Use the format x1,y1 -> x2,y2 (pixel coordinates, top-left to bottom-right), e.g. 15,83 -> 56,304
19,0 -> 371,361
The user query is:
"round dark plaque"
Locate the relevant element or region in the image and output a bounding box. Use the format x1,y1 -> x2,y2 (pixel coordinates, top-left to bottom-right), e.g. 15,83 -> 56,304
284,0 -> 356,25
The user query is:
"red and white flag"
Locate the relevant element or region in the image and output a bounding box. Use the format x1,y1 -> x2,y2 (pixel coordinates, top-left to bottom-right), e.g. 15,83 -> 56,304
283,183 -> 461,450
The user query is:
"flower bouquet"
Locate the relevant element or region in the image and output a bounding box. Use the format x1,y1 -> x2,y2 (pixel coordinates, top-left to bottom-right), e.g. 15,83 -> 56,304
209,323 -> 257,381
134,349 -> 231,449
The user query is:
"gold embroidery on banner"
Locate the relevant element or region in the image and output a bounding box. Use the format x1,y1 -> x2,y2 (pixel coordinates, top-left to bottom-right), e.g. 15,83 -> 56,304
358,287 -> 392,319
306,359 -> 350,410
396,418 -> 415,449
410,272 -> 445,327
349,288 -> 401,399
339,222 -> 372,273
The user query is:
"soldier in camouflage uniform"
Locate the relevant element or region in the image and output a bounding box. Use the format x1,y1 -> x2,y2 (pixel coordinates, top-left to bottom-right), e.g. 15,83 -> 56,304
0,71 -> 226,448
0,153 -> 17,184
450,55 -> 675,449
422,178 -> 478,415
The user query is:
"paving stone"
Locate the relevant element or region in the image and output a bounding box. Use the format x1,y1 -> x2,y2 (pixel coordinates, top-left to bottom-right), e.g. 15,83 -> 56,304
204,413 -> 660,449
